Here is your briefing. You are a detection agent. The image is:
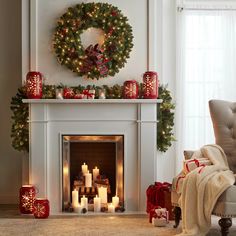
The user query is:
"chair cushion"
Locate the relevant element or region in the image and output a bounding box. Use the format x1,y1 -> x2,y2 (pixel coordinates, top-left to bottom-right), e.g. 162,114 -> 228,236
209,100 -> 236,173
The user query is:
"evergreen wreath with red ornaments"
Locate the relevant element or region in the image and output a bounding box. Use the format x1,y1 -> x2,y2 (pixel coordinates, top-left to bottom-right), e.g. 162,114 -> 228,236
53,2 -> 134,80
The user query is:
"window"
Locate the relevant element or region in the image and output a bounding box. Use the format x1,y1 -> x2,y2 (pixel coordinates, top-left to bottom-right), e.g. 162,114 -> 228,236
176,7 -> 236,171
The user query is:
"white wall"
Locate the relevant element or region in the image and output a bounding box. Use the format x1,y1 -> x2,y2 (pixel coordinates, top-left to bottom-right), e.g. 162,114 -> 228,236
0,0 -> 23,204
0,0 -> 177,204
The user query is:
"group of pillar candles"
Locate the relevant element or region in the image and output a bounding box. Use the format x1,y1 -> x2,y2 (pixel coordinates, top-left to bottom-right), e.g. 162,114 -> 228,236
71,163 -> 119,213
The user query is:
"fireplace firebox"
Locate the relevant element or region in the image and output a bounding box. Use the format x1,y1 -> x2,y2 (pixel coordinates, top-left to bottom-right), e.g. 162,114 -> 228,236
62,135 -> 124,211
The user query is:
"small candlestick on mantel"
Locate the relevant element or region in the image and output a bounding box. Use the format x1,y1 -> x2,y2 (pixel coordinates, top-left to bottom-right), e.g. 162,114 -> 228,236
72,189 -> 79,209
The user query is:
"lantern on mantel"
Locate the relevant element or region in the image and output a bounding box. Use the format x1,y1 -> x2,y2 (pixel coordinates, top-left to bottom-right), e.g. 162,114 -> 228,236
123,80 -> 139,99
19,185 -> 36,214
143,71 -> 158,99
26,71 -> 43,99
33,198 -> 50,219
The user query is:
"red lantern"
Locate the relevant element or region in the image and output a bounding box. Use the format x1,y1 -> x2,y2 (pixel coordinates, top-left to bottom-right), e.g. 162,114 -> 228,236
34,198 -> 50,219
143,71 -> 158,99
124,80 -> 139,99
26,72 -> 43,99
19,185 -> 36,214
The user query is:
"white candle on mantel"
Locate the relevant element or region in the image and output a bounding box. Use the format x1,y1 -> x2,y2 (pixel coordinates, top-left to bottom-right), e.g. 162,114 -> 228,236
98,186 -> 107,204
112,196 -> 119,208
81,195 -> 88,210
85,170 -> 92,187
108,203 -> 115,213
81,163 -> 88,175
92,166 -> 100,182
74,203 -> 83,214
72,189 -> 79,208
94,195 -> 101,212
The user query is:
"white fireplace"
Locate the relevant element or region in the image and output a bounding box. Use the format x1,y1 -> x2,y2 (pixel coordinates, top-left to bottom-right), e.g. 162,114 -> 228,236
24,99 -> 161,214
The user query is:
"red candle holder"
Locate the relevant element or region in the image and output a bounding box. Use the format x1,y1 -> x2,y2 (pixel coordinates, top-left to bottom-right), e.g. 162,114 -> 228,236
124,80 -> 139,99
143,71 -> 158,99
34,198 -> 50,219
19,185 -> 36,214
26,71 -> 43,99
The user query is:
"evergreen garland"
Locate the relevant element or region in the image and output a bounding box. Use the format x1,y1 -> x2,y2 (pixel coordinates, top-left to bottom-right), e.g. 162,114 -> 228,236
10,84 -> 175,153
53,2 -> 133,79
157,85 -> 176,152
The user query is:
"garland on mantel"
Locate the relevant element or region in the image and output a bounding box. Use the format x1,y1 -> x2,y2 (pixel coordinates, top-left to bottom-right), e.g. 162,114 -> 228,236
10,84 -> 175,153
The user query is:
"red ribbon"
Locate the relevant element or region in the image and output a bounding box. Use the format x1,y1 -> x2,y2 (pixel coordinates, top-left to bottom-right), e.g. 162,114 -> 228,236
185,159 -> 200,172
82,90 -> 95,98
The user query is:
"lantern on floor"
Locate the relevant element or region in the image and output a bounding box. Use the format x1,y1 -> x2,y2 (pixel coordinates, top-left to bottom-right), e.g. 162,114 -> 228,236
123,80 -> 139,99
26,71 -> 43,99
33,198 -> 50,219
19,185 -> 36,214
143,71 -> 158,99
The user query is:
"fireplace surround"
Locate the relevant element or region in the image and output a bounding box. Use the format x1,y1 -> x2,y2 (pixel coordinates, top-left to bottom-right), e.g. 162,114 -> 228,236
24,99 -> 161,214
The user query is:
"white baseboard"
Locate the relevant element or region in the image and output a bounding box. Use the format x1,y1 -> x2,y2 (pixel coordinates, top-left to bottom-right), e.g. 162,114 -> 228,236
0,194 -> 18,204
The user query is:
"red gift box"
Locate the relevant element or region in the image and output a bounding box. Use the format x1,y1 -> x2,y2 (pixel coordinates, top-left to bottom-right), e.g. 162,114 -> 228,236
34,198 -> 50,219
19,185 -> 36,214
146,182 -> 174,220
26,72 -> 43,99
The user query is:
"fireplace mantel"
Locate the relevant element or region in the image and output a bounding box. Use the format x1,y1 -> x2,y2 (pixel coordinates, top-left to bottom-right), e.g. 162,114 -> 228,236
23,99 -> 162,104
24,99 -> 161,214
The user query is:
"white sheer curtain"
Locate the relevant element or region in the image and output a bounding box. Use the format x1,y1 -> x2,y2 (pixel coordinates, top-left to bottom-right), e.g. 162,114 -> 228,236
176,8 -> 236,172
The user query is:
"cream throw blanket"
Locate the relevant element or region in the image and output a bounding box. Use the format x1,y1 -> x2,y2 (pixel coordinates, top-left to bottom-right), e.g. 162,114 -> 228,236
177,144 -> 235,236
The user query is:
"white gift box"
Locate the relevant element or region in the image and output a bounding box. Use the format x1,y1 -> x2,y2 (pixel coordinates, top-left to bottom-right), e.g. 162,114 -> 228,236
152,208 -> 169,227
183,158 -> 212,174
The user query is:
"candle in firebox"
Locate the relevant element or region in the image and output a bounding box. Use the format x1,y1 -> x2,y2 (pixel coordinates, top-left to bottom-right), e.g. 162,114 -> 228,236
98,186 -> 107,204
108,203 -> 115,213
94,195 -> 101,212
85,170 -> 92,187
74,203 -> 83,214
72,189 -> 79,208
81,195 -> 88,210
81,163 -> 88,175
92,166 -> 99,182
112,196 -> 119,208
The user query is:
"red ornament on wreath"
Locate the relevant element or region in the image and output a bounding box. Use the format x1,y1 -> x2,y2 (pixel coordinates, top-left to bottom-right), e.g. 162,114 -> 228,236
143,71 -> 158,99
19,185 -> 36,214
26,72 -> 43,99
124,80 -> 139,99
33,198 -> 50,219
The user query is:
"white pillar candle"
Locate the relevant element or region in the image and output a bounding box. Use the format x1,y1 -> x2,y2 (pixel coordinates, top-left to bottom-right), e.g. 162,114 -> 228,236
74,204 -> 83,214
81,163 -> 88,175
108,203 -> 115,213
98,186 -> 107,204
92,166 -> 100,182
81,195 -> 88,210
112,196 -> 119,208
72,189 -> 79,208
85,171 -> 92,187
94,195 -> 101,212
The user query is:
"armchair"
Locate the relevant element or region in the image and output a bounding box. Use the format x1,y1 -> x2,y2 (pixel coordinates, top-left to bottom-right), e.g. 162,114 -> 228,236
171,100 -> 236,236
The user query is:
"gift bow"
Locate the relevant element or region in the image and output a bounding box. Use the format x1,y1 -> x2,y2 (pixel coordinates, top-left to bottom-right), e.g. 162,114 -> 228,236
184,159 -> 207,174
82,90 -> 95,98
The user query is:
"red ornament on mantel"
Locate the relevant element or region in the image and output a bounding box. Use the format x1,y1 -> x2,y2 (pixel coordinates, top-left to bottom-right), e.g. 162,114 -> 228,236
63,87 -> 75,99
143,71 -> 158,99
33,198 -> 50,219
19,185 -> 36,214
123,80 -> 139,99
26,72 -> 43,99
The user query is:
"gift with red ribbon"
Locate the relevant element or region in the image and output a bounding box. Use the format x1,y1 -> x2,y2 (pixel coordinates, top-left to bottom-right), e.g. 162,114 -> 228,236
152,207 -> 169,227
82,89 -> 95,99
146,182 -> 173,220
183,158 -> 212,174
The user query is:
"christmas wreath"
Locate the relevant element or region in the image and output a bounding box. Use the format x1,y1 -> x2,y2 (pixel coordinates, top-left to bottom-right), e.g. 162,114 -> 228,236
53,2 -> 134,79
10,84 -> 175,153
